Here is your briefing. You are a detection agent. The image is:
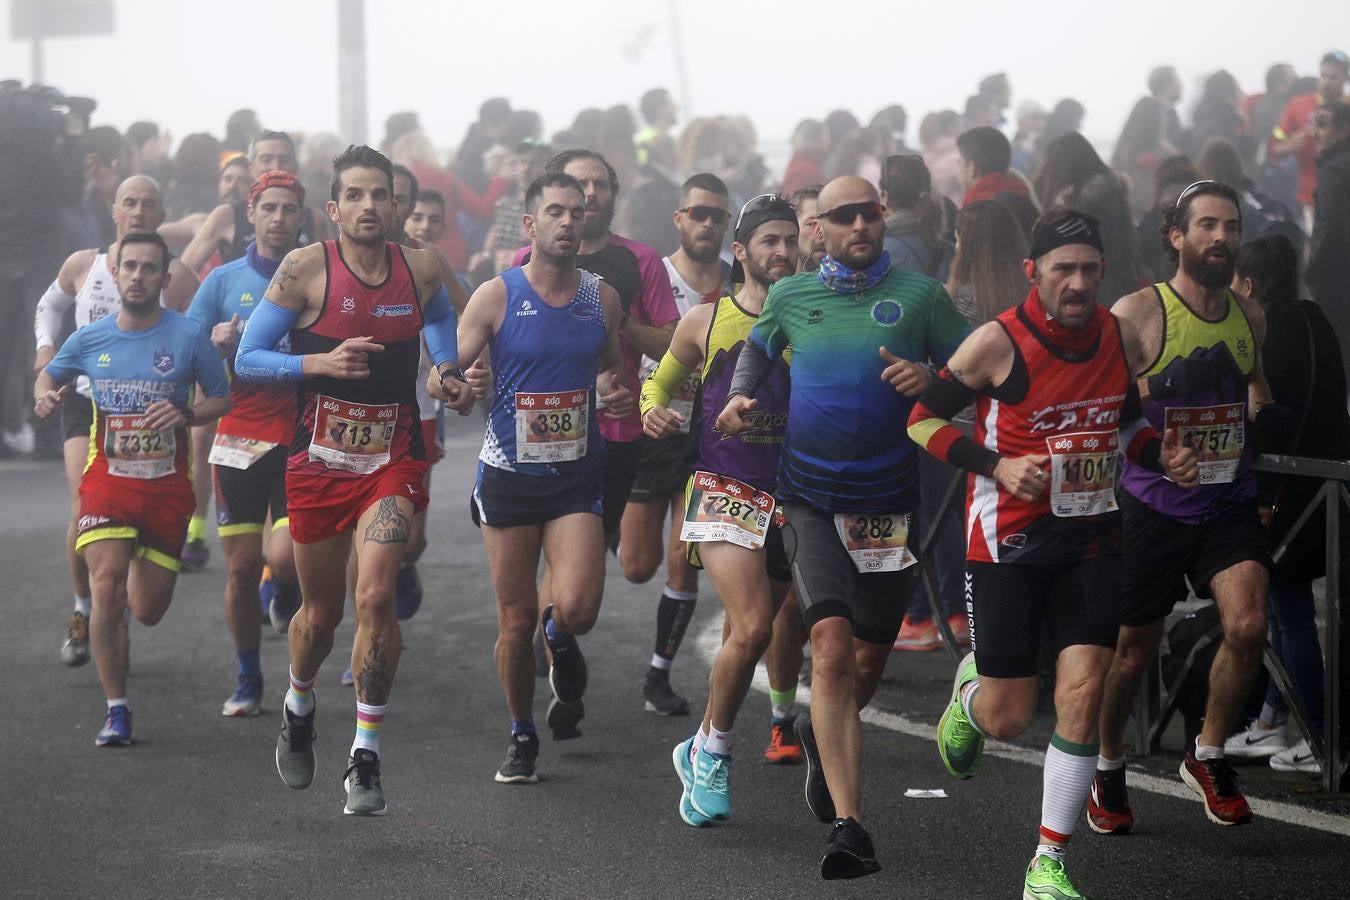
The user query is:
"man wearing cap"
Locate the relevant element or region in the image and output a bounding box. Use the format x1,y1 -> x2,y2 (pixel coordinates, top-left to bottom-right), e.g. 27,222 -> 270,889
641,194 -> 797,827
187,171 -> 309,716
908,207 -> 1197,900
717,176 -> 969,879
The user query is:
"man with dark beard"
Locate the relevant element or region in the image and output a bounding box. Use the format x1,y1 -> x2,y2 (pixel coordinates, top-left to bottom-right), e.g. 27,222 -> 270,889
1091,180 -> 1276,833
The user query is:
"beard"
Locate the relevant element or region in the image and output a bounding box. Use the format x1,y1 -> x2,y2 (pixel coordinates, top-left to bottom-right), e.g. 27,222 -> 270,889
683,235 -> 721,264
580,201 -> 615,240
746,255 -> 792,289
835,236 -> 883,271
121,294 -> 159,317
1180,244 -> 1236,289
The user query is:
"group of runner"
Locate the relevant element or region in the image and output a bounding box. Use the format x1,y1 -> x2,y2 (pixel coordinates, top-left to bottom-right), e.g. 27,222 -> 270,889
33,135 -> 1275,894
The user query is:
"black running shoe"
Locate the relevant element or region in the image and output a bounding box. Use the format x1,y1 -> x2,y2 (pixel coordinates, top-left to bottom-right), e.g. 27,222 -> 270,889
275,704 -> 317,790
546,697 -> 585,740
795,712 -> 835,822
820,817 -> 881,880
643,668 -> 690,716
543,605 -> 587,704
495,732 -> 540,784
343,748 -> 387,816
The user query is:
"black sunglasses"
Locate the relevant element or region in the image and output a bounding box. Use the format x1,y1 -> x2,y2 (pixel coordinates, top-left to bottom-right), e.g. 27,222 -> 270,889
817,201 -> 886,226
678,205 -> 730,224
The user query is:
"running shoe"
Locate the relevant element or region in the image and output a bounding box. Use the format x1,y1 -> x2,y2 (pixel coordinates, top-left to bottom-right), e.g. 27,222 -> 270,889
258,564 -> 276,618
1023,853 -> 1083,899
1086,768 -> 1134,835
275,703 -> 317,789
937,650 -> 983,779
764,716 -> 803,765
1270,738 -> 1321,775
543,605 -> 587,704
343,748 -> 387,816
946,613 -> 971,648
1223,719 -> 1289,759
60,611 -> 90,667
267,580 -> 301,635
221,674 -> 263,717
95,705 -> 132,747
1180,750 -> 1254,825
340,668 -> 354,686
892,613 -> 941,652
546,697 -> 584,740
690,748 -> 733,821
393,563 -> 423,621
671,737 -> 714,827
643,668 -> 690,716
494,732 -> 540,784
820,817 -> 881,880
794,713 -> 835,822
180,537 -> 209,572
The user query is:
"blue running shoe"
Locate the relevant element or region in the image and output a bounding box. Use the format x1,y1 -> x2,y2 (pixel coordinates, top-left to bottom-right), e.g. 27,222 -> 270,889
394,564 -> 424,621
268,581 -> 301,635
690,748 -> 733,821
96,705 -> 132,747
222,674 -> 263,717
671,737 -> 713,827
258,565 -> 277,618
340,667 -> 354,687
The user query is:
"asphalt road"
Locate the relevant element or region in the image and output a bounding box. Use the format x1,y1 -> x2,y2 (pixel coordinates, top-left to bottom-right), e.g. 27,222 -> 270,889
5,426 -> 1349,899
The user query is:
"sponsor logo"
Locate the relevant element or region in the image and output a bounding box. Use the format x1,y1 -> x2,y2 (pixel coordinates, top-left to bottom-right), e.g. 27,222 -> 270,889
1000,533 -> 1027,549
341,296 -> 357,313
97,353 -> 112,368
239,292 -> 254,306
807,309 -> 824,325
372,303 -> 414,318
77,514 -> 112,531
871,299 -> 903,327
1236,337 -> 1248,356
152,349 -> 176,376
570,302 -> 597,321
1027,396 -> 1125,433
516,298 -> 539,318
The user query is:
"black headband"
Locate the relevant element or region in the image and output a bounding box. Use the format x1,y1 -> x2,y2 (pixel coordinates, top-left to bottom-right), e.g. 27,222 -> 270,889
1029,212 -> 1104,260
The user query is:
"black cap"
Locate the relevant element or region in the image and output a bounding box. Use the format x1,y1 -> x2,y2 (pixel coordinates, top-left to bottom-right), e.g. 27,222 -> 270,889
731,194 -> 798,285
1028,209 -> 1104,260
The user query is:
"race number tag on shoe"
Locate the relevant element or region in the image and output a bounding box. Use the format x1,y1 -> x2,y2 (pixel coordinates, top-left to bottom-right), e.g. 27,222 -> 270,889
208,433 -> 277,470
103,416 -> 176,479
309,396 -> 397,474
1165,403 -> 1244,484
833,513 -> 917,573
515,390 -> 588,463
1045,429 -> 1120,517
680,470 -> 775,550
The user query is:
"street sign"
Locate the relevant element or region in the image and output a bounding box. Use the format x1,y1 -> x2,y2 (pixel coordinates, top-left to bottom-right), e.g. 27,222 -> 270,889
11,0 -> 114,40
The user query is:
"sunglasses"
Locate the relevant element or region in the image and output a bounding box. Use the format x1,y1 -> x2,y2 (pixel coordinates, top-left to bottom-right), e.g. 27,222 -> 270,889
816,201 -> 886,226
678,205 -> 730,224
733,193 -> 782,234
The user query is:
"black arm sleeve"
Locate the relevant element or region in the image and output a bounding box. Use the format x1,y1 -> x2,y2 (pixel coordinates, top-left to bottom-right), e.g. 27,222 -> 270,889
727,340 -> 775,400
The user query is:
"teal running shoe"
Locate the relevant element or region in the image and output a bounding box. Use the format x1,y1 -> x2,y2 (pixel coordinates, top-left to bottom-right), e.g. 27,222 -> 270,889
689,748 -> 732,821
671,737 -> 713,827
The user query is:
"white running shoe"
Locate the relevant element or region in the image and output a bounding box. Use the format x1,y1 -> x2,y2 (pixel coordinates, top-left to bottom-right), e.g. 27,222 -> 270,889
1270,738 -> 1321,775
1223,719 -> 1289,759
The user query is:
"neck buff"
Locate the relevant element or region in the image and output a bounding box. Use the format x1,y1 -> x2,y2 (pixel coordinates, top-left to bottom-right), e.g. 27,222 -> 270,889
246,240 -> 282,280
818,250 -> 892,295
1024,285 -> 1100,356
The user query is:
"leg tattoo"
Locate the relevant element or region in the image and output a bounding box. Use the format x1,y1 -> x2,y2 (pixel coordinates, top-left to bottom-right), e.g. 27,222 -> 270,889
357,637 -> 391,704
364,497 -> 410,545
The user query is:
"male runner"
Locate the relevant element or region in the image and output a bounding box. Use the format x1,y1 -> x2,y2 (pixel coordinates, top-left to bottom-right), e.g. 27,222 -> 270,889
908,209 -> 1198,899
718,176 -> 969,878
1091,180 -> 1274,830
641,194 -> 797,825
791,184 -> 827,272
187,171 -> 306,716
448,172 -> 629,783
35,175 -> 200,666
34,232 -> 231,744
235,145 -> 472,816
624,173 -> 733,717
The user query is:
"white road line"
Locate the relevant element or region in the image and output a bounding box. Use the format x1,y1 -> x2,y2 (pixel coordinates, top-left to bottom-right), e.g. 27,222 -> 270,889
696,617 -> 1350,837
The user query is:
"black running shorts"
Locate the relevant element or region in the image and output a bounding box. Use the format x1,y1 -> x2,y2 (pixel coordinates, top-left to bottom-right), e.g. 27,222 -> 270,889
60,392 -> 94,442
627,433 -> 694,504
213,444 -> 289,536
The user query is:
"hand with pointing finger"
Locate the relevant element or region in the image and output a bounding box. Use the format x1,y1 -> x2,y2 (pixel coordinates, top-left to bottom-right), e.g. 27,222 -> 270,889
319,335 -> 383,379
994,453 -> 1050,502
1161,426 -> 1199,488
211,313 -> 242,355
34,384 -> 70,419
879,347 -> 929,396
599,372 -> 632,418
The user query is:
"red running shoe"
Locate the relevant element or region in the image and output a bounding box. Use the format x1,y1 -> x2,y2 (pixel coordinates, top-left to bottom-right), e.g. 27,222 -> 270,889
1180,750 -> 1254,826
764,716 -> 803,765
1087,768 -> 1135,835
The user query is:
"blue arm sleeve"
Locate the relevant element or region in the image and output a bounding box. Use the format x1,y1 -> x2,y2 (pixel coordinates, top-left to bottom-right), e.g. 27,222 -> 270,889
234,299 -> 303,382
421,285 -> 459,368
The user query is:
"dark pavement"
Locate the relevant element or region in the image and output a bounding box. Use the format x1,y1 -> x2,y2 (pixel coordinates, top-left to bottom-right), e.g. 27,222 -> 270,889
6,427 -> 1349,899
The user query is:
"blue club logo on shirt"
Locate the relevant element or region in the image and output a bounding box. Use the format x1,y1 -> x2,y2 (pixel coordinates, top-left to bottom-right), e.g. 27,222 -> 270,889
871,299 -> 903,327
153,349 -> 176,376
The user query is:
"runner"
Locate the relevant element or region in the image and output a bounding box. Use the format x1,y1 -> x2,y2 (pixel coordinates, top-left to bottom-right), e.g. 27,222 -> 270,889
908,209 -> 1199,899
790,184 -> 828,273
1092,179 -> 1275,830
624,173 -> 733,718
34,175 -> 200,667
235,144 -> 473,816
448,172 -> 630,783
641,193 -> 796,825
33,232 -> 231,745
718,175 -> 969,878
186,171 -> 306,717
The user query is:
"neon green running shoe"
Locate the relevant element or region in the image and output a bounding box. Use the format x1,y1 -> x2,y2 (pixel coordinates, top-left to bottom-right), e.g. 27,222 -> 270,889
1023,854 -> 1084,900
937,650 -> 983,779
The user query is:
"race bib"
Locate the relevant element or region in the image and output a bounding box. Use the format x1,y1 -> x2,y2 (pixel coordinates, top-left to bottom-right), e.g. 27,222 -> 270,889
515,390 -> 588,463
1045,429 -> 1120,518
209,432 -> 277,470
833,512 -> 917,573
309,395 -> 398,474
680,470 -> 775,550
1165,402 -> 1244,484
103,415 -> 176,480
